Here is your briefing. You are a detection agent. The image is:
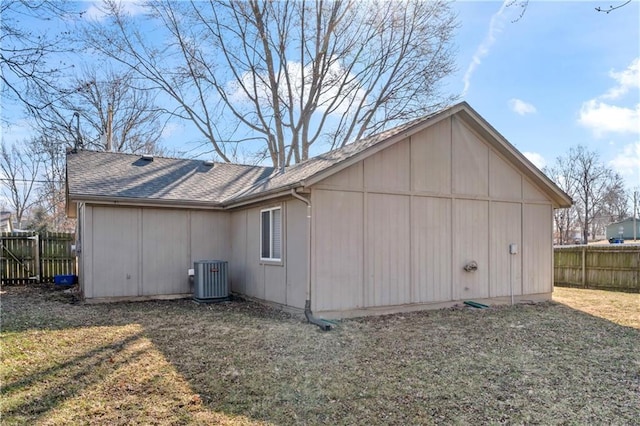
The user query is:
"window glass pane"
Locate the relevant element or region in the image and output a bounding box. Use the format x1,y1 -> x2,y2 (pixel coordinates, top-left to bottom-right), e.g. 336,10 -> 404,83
272,209 -> 281,259
261,210 -> 271,258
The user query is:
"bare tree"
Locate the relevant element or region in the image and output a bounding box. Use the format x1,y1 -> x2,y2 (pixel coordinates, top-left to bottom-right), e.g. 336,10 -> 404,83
30,133 -> 76,232
545,161 -> 579,245
589,178 -> 635,239
0,142 -> 42,228
34,67 -> 166,155
84,0 -> 458,168
547,146 -> 629,244
558,146 -> 622,243
508,0 -> 633,21
0,0 -> 81,122
24,66 -> 166,231
599,174 -> 629,223
23,204 -> 51,233
573,147 -> 614,243
595,0 -> 633,14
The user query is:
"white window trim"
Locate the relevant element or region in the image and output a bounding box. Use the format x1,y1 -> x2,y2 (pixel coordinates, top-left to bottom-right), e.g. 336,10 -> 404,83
260,206 -> 283,263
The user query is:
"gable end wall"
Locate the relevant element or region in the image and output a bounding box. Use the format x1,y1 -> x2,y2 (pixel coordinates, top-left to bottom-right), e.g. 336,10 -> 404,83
311,115 -> 553,316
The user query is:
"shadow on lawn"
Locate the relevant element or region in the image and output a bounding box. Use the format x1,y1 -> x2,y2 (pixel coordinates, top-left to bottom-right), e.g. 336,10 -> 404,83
2,284 -> 639,424
140,299 -> 640,424
1,332 -> 146,422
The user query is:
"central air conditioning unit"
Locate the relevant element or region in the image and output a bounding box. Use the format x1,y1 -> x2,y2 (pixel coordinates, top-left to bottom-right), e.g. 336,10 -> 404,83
193,260 -> 229,303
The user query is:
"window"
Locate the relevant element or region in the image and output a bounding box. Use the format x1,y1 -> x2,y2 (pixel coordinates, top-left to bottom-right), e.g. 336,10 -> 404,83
261,207 -> 282,261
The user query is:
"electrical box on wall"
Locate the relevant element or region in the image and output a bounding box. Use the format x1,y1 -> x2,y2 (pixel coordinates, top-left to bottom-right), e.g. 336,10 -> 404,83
509,243 -> 518,255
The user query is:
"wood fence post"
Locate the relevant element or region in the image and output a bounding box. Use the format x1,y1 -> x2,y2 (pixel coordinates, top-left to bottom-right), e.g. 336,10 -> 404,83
581,246 -> 586,288
34,234 -> 40,282
636,250 -> 640,292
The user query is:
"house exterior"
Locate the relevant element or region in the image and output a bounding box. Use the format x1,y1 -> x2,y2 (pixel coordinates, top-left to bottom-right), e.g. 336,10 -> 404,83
606,217 -> 640,241
1,211 -> 13,232
66,102 -> 572,318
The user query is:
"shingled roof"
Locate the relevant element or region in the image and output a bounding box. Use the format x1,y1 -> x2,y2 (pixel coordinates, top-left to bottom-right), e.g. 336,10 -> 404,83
66,151 -> 273,207
66,102 -> 573,210
67,107 -> 444,208
226,112 -> 437,203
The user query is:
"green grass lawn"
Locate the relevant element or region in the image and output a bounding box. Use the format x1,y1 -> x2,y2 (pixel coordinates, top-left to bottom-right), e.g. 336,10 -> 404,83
1,285 -> 638,425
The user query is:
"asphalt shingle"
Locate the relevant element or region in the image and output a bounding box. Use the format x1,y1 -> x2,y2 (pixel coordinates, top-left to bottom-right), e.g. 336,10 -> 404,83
66,150 -> 273,206
225,112 -> 438,202
67,106 -> 444,206
66,101 -> 572,211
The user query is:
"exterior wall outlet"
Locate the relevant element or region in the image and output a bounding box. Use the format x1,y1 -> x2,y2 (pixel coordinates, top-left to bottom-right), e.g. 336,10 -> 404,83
509,243 -> 518,255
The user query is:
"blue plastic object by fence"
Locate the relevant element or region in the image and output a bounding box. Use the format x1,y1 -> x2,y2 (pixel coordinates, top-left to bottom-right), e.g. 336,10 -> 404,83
54,274 -> 76,286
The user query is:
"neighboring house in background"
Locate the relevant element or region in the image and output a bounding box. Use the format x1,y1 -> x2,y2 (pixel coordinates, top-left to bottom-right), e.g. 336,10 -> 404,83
606,217 -> 640,241
1,211 -> 13,232
66,102 -> 572,318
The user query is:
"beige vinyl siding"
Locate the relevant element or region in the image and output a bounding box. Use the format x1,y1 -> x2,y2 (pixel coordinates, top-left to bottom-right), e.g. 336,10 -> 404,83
243,206 -> 266,300
285,200 -> 308,309
364,139 -> 410,192
88,206 -> 140,298
453,199 -> 490,300
411,118 -> 451,194
80,205 -> 229,299
310,114 -> 555,314
229,199 -> 308,310
190,211 -> 230,264
411,196 -> 452,303
523,178 -> 550,202
490,202 -> 522,297
141,209 -> 189,295
365,193 -> 411,307
77,203 -> 87,295
523,203 -> 553,294
320,160 -> 364,190
490,150 -> 523,199
312,189 -> 364,312
264,263 -> 286,305
452,117 -> 489,196
229,210 -> 247,295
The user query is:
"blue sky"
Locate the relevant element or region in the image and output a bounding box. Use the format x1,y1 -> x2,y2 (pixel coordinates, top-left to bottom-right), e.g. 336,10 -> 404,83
3,0 -> 640,195
449,1 -> 639,190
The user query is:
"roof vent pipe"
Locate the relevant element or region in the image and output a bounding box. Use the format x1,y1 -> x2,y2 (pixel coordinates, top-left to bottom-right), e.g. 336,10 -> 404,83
141,155 -> 153,162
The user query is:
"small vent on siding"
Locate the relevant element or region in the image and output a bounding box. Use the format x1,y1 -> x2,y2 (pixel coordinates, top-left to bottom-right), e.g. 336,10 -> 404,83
193,260 -> 229,302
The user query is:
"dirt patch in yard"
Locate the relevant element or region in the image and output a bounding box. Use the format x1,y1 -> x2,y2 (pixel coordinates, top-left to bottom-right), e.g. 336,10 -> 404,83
1,285 -> 638,425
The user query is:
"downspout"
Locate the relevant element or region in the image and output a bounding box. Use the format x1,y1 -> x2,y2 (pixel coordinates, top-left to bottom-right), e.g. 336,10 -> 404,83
290,188 -> 332,331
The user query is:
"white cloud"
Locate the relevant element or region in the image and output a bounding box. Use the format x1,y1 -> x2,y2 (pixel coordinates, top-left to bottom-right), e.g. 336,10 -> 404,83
0,118 -> 36,144
579,57 -> 640,137
462,1 -> 516,96
578,100 -> 640,137
84,1 -> 146,21
227,59 -> 367,116
603,58 -> 640,100
160,122 -> 182,140
509,98 -> 537,116
609,142 -> 640,187
523,151 -> 546,170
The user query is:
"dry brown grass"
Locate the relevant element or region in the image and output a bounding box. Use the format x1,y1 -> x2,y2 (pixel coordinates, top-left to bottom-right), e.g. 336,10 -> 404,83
1,285 -> 638,425
553,286 -> 640,329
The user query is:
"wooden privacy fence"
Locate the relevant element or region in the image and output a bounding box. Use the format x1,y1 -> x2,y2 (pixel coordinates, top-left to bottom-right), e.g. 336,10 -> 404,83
554,245 -> 640,293
1,232 -> 76,284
